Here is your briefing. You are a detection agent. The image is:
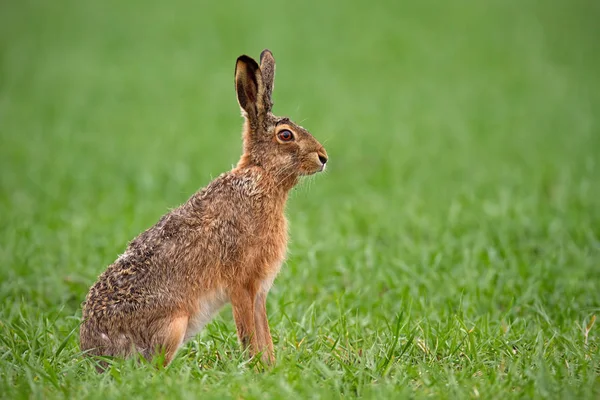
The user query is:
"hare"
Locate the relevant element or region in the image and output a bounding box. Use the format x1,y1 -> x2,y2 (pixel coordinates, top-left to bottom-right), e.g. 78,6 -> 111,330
80,49 -> 328,368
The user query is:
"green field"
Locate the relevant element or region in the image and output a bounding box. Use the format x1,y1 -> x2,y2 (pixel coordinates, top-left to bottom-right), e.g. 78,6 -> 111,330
1,0 -> 599,398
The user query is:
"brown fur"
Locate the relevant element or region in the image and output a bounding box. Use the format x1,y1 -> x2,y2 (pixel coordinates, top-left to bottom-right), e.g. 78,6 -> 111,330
80,49 -> 328,368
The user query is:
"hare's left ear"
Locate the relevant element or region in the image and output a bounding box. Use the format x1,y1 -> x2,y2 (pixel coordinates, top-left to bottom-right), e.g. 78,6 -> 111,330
235,55 -> 264,121
260,49 -> 275,112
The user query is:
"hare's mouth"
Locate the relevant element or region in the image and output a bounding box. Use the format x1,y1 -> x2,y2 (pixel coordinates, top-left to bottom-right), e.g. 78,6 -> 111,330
300,152 -> 327,175
300,163 -> 326,176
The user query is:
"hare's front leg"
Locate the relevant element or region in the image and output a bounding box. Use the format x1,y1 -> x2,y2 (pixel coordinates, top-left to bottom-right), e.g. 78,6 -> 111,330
254,291 -> 274,364
230,285 -> 274,364
230,285 -> 259,356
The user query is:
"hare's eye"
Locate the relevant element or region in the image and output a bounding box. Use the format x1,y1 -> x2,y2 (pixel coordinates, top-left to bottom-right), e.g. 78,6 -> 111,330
277,130 -> 294,142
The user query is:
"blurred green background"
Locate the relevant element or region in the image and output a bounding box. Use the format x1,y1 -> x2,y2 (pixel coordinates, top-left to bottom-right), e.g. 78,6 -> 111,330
1,0 -> 599,398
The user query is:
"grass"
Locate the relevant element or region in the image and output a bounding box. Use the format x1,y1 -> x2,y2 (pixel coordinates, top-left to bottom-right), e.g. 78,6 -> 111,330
1,0 -> 599,398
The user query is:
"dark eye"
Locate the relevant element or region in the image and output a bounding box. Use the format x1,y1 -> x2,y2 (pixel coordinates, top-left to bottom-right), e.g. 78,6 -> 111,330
277,129 -> 294,142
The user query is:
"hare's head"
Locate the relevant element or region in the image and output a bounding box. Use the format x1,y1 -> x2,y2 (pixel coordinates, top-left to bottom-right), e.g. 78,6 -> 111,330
235,50 -> 328,185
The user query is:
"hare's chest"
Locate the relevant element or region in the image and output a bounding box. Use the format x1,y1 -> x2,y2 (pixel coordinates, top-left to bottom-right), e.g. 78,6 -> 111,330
251,213 -> 288,279
266,212 -> 288,256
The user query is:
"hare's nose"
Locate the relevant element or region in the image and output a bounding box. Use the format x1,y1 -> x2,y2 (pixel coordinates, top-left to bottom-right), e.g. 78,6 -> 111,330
318,152 -> 328,165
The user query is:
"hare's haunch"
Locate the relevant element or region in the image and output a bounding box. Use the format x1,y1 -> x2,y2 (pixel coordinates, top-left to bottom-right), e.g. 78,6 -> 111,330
80,50 -> 328,368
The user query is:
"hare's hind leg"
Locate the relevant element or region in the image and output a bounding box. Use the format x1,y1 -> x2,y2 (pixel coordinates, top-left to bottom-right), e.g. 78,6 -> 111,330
142,315 -> 188,366
162,315 -> 189,365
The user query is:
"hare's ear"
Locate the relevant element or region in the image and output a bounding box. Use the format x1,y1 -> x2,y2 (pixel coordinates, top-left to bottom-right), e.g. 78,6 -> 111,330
235,55 -> 264,120
260,49 -> 275,111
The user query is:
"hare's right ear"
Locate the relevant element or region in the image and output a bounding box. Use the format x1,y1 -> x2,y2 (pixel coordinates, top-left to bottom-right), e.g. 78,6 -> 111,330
235,55 -> 264,121
260,49 -> 275,111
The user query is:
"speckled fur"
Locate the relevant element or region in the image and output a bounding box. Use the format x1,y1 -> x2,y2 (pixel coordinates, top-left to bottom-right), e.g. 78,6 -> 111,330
80,50 -> 328,368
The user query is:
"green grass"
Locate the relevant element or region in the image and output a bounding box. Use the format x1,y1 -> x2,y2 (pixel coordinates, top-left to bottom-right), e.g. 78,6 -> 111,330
1,0 -> 599,398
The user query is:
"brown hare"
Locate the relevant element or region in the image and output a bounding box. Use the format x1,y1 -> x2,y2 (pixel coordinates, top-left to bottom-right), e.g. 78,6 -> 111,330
80,49 -> 328,368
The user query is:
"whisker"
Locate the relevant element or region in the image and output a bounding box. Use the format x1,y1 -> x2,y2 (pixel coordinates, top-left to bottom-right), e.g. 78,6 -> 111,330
273,164 -> 296,186
279,168 -> 297,185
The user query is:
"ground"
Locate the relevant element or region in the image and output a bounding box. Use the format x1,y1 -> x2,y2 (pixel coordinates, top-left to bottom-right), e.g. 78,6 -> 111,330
0,0 -> 599,398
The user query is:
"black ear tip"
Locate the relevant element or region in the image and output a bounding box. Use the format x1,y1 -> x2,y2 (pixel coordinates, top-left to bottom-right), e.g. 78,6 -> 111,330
236,55 -> 260,72
260,49 -> 273,63
237,55 -> 255,64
